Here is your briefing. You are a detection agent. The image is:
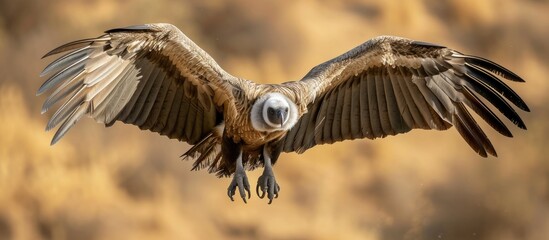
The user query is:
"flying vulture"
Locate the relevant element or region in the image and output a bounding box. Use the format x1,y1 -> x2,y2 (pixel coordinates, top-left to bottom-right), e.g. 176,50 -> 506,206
38,23 -> 529,204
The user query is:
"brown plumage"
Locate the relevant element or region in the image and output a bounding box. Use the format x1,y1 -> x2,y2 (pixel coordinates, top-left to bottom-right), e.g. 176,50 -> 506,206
39,23 -> 529,203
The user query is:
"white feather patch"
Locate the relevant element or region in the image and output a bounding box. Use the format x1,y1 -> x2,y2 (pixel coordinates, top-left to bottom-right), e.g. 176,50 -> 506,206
250,92 -> 298,132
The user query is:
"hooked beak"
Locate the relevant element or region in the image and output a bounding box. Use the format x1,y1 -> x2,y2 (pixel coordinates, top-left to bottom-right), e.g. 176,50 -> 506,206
278,111 -> 284,128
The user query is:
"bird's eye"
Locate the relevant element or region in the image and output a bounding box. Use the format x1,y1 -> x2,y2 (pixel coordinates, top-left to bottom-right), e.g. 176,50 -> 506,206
268,108 -> 275,114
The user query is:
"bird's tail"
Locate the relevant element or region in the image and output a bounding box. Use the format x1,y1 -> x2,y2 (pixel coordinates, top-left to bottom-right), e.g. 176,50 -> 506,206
181,133 -> 225,176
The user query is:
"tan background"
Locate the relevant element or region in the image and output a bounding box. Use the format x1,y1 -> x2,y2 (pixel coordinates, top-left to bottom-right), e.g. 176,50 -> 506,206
1,0 -> 548,239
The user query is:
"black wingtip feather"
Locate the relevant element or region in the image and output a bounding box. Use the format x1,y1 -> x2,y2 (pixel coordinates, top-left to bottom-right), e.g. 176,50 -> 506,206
105,25 -> 154,33
467,56 -> 524,82
453,102 -> 500,158
465,63 -> 530,112
454,53 -> 524,82
455,118 -> 488,158
411,40 -> 446,49
462,70 -> 527,130
462,89 -> 514,138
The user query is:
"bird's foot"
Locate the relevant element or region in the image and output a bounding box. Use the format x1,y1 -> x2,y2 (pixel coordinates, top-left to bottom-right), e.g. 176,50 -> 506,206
227,168 -> 251,203
256,167 -> 280,204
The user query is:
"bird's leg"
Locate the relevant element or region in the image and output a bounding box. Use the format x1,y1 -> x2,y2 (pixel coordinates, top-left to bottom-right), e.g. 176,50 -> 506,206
227,151 -> 251,203
256,146 -> 281,204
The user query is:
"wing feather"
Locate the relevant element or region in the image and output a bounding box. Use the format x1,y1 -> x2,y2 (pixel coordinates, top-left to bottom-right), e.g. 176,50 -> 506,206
463,62 -> 529,111
126,67 -> 160,124
340,78 -> 353,139
117,59 -> 155,121
102,63 -> 139,124
40,46 -> 92,78
47,89 -> 85,132
284,111 -> 301,149
349,76 -> 362,139
461,88 -> 512,137
190,100 -> 204,142
292,110 -> 310,151
395,67 -> 428,128
359,74 -> 374,138
367,71 -> 382,137
461,67 -> 526,129
387,67 -> 414,130
152,79 -> 177,132
39,58 -> 87,97
161,85 -> 184,136
39,23 -> 242,145
376,68 -> 393,136
314,95 -> 328,144
331,82 -> 346,141
174,95 -> 191,140
323,89 -> 338,144
413,73 -> 449,126
41,68 -> 86,113
184,98 -> 199,141
403,67 -> 440,129
143,69 -> 171,130
136,69 -> 166,127
283,36 -> 528,157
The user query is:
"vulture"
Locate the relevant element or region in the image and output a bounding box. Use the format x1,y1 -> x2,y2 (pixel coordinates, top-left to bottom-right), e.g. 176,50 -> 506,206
38,23 -> 529,204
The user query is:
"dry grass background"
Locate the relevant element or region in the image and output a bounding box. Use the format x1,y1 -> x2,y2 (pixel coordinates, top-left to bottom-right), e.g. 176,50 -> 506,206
0,0 -> 548,239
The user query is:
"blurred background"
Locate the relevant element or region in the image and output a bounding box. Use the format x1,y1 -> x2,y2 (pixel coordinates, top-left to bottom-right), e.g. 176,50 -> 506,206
0,0 -> 548,239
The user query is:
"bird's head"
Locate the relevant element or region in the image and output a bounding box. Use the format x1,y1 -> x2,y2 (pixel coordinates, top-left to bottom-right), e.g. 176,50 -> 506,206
251,92 -> 298,132
263,97 -> 290,128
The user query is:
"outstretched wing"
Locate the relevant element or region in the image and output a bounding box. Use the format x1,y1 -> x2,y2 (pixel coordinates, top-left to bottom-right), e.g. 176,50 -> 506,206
282,36 -> 529,157
39,23 -> 240,145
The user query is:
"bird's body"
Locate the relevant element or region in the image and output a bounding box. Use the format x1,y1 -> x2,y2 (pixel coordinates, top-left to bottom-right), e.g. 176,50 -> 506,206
39,23 -> 529,203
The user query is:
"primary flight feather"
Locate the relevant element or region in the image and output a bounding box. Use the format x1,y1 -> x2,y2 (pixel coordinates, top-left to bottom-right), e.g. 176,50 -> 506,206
39,23 -> 529,204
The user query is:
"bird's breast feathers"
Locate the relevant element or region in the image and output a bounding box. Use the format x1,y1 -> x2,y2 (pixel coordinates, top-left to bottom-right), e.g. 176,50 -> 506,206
223,90 -> 304,147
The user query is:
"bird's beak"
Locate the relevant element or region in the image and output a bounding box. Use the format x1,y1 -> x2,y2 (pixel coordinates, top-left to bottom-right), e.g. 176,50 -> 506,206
278,111 -> 284,128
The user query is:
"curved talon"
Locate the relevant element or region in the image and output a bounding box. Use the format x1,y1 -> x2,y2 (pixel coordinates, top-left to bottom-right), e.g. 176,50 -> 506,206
267,183 -> 279,204
256,172 -> 280,204
227,171 -> 250,203
256,175 -> 270,199
267,183 -> 273,200
243,179 -> 251,202
227,188 -> 235,201
246,189 -> 251,200
245,177 -> 251,199
274,184 -> 280,198
256,181 -> 267,199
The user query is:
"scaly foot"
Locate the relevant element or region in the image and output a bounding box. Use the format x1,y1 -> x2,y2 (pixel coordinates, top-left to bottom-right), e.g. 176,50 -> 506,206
227,167 -> 251,203
256,166 -> 280,204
